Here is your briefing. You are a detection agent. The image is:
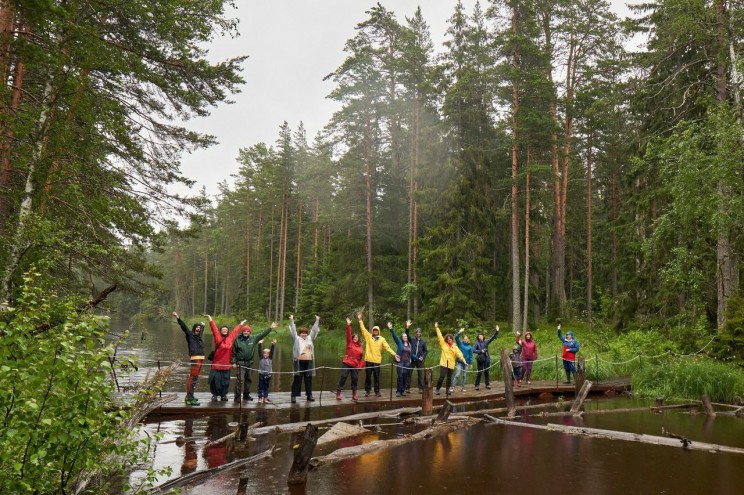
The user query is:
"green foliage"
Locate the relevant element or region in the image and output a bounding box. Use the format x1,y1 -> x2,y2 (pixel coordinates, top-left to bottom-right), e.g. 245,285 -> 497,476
0,271 -> 154,494
632,358 -> 744,403
608,330 -> 678,361
714,290 -> 744,365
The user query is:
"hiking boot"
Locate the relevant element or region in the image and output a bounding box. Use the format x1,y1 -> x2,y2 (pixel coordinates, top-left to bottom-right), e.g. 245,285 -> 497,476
395,392 -> 402,397
352,391 -> 358,401
244,395 -> 254,401
336,390 -> 342,401
474,387 -> 480,391
233,396 -> 241,402
211,395 -> 218,401
306,396 -> 315,402
291,397 -> 297,404
435,389 -> 441,396
485,385 -> 491,389
375,392 -> 382,397
220,396 -> 228,401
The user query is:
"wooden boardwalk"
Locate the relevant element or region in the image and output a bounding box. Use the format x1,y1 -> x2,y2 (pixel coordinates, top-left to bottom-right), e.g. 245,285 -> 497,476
143,377 -> 630,417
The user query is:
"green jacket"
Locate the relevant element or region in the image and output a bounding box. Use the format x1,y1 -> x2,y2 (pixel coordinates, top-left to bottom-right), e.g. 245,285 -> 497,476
231,327 -> 273,365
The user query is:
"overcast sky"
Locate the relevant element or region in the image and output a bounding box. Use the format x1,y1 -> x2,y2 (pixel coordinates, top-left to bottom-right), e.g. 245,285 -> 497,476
178,1 -> 634,198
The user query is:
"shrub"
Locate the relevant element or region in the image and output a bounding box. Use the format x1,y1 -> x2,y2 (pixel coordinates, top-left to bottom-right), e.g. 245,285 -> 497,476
0,271 -> 158,494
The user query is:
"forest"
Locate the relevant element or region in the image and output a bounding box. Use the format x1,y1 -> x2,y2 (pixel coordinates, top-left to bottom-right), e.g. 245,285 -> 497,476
109,1 -> 742,347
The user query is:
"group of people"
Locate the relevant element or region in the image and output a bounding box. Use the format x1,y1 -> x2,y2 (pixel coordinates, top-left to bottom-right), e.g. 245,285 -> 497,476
173,310 -> 580,406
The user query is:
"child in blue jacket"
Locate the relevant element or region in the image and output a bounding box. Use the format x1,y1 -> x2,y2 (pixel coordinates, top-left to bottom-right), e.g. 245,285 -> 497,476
453,328 -> 473,392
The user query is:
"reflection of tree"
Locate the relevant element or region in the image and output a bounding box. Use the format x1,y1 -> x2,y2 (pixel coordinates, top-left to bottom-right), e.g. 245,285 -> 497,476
180,419 -> 197,475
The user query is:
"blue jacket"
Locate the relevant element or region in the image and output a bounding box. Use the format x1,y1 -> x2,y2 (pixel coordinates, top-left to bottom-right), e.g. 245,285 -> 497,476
455,334 -> 474,365
557,329 -> 580,360
405,327 -> 428,363
389,327 -> 411,364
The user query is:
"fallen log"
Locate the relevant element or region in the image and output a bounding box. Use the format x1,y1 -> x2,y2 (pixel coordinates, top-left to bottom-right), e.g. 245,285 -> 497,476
316,422 -> 369,446
456,401 -> 570,418
250,407 -> 421,436
147,446 -> 277,494
309,417 -> 481,469
491,418 -> 744,455
287,424 -> 319,485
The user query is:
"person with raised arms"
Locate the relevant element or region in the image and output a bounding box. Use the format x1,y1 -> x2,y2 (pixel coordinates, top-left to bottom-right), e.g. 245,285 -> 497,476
387,321 -> 412,397
289,314 -> 320,403
557,324 -> 580,384
172,312 -> 206,406
357,311 -> 399,398
434,322 -> 466,397
406,321 -> 428,392
231,321 -> 277,402
335,317 -> 365,401
473,326 -> 499,390
207,315 -> 245,401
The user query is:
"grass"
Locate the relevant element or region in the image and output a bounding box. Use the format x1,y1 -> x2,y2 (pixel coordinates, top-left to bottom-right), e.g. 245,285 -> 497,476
632,357 -> 744,403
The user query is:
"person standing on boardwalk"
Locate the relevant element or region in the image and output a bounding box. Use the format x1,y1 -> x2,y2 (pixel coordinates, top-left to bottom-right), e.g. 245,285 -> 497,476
336,317 -> 365,401
172,312 -> 205,406
557,324 -> 580,384
509,342 -> 523,387
289,314 -> 320,403
452,329 -> 473,392
518,330 -> 538,384
434,322 -> 466,397
406,322 -> 428,392
473,326 -> 499,390
387,322 -> 412,397
207,316 -> 245,401
256,339 -> 276,404
231,322 -> 276,401
357,311 -> 399,397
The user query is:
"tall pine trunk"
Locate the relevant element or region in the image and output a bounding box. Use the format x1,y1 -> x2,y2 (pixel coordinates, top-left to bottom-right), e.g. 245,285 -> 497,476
510,4 -> 522,333
522,168 -> 530,331
586,135 -> 593,331
295,202 -> 302,312
364,122 -> 374,323
245,207 -> 251,312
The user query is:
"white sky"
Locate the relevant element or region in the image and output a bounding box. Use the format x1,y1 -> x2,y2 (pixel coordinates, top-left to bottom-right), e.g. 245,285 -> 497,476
178,1 -> 635,198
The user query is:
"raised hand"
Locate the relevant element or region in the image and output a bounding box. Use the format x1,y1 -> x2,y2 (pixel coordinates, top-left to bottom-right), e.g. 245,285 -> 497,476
406,319 -> 412,328
289,314 -> 294,321
346,317 -> 352,325
271,322 -> 278,329
206,314 -> 212,321
458,328 -> 465,334
240,319 -> 246,326
272,339 -> 277,345
315,315 -> 320,321
387,321 -> 393,329
434,322 -> 439,329
356,311 -> 363,320
171,311 -> 178,318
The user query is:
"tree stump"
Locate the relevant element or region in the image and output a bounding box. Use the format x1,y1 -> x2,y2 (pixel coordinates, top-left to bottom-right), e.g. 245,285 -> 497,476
422,368 -> 433,415
570,380 -> 593,414
575,356 -> 586,395
701,395 -> 716,416
501,348 -> 516,418
435,400 -> 454,422
287,423 -> 319,485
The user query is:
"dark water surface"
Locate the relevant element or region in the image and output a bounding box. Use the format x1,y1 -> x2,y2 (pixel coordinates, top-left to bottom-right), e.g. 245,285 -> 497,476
117,320 -> 744,494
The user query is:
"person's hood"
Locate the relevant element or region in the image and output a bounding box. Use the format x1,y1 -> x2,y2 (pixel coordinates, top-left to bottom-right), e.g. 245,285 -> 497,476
566,331 -> 574,337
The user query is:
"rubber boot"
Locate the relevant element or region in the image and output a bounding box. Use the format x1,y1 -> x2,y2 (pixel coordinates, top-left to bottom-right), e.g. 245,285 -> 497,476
336,390 -> 342,401
352,390 -> 358,401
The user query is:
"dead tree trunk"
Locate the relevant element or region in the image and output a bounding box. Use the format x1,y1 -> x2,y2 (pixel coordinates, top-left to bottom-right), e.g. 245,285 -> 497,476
435,400 -> 454,422
570,380 -> 593,414
422,368 -> 433,415
287,423 -> 319,485
575,355 -> 586,393
501,348 -> 516,418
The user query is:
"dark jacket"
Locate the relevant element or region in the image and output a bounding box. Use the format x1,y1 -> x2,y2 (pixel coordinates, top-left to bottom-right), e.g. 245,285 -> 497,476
405,328 -> 428,363
177,318 -> 205,357
473,330 -> 499,363
232,327 -> 273,365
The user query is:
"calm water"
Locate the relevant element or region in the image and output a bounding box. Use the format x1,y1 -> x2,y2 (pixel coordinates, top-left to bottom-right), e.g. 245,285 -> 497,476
116,320 -> 744,495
